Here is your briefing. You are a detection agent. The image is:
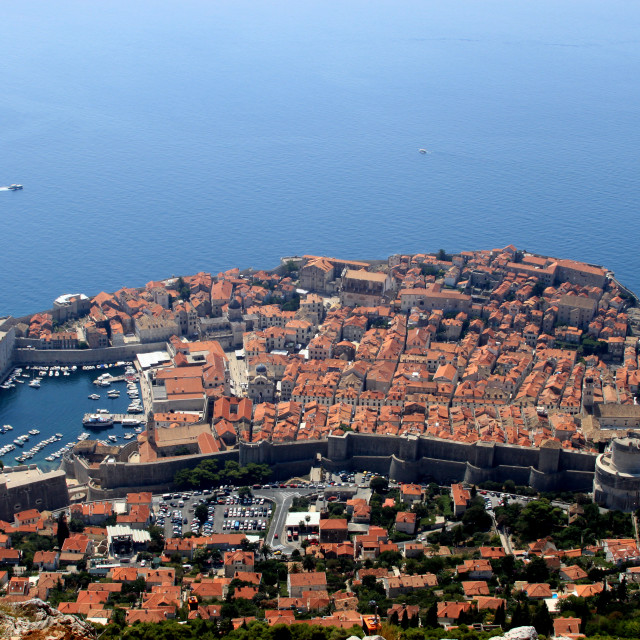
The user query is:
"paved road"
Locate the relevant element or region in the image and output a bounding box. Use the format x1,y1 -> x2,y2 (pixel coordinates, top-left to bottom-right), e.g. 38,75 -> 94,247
254,488 -> 317,551
226,352 -> 247,397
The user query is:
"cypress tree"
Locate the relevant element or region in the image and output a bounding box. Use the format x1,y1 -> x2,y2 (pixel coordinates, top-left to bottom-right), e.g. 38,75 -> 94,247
56,513 -> 70,548
400,609 -> 409,629
425,603 -> 438,628
532,601 -> 553,637
493,603 -> 506,629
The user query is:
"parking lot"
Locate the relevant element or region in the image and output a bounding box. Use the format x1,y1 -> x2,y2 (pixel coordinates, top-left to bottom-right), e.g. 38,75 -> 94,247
154,490 -> 274,539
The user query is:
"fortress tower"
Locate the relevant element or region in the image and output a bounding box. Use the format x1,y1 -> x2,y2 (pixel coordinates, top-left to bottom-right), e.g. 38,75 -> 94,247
594,435 -> 640,511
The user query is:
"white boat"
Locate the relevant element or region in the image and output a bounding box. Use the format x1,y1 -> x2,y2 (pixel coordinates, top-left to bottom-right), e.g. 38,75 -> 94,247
29,380 -> 40,388
108,435 -> 117,442
29,429 -> 40,435
45,456 -> 54,462
123,432 -> 135,440
88,394 -> 100,400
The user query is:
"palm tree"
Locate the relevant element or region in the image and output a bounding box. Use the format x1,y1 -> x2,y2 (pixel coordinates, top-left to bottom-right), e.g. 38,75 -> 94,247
261,543 -> 272,559
302,554 -> 316,571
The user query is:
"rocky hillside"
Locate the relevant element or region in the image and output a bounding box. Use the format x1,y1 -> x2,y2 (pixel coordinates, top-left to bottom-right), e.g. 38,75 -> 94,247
0,598 -> 96,640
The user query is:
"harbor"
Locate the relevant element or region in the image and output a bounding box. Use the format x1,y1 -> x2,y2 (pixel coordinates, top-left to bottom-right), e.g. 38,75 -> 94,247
0,363 -> 144,471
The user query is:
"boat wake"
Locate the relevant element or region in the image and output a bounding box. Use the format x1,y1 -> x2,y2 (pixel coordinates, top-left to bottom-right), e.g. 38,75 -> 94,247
0,187 -> 9,191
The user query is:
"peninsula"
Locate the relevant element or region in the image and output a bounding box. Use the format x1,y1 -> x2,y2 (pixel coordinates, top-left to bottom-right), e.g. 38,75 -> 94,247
2,246 -> 640,639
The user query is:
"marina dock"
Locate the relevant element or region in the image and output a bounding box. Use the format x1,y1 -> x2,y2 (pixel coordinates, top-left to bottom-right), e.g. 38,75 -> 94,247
83,413 -> 146,424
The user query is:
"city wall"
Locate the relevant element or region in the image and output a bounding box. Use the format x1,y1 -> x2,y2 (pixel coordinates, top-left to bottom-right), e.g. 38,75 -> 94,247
67,430 -> 599,497
13,341 -> 167,366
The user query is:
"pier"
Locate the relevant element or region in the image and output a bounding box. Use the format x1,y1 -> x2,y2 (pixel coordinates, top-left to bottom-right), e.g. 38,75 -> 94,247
83,413 -> 146,424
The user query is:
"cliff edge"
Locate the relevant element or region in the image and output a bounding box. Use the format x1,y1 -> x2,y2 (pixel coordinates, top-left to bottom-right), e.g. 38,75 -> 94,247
0,598 -> 96,640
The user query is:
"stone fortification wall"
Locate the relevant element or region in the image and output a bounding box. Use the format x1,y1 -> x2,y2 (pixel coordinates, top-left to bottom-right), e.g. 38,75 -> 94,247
0,468 -> 70,521
13,341 -> 168,366
492,443 -> 539,468
560,448 -> 596,472
240,440 -> 327,468
463,462 -> 531,487
70,429 -> 599,495
530,468 -> 594,493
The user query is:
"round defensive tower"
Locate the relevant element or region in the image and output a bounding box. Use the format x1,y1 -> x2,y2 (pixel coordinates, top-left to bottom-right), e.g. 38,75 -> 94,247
594,435 -> 640,512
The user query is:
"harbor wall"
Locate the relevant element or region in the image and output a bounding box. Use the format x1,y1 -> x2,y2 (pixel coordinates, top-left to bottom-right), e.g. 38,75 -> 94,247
13,342 -> 167,366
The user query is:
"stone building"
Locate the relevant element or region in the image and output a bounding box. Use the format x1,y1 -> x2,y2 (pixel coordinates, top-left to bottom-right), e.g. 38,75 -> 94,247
0,467 -> 69,521
340,270 -> 392,307
248,363 -> 275,403
594,436 -> 640,511
0,321 -> 16,382
556,295 -> 597,330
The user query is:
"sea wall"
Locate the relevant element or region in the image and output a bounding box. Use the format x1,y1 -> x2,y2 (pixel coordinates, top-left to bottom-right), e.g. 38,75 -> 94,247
13,341 -> 167,365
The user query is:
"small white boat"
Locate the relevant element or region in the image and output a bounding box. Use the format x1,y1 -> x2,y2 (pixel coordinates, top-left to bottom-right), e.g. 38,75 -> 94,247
108,435 -> 117,442
88,394 -> 100,400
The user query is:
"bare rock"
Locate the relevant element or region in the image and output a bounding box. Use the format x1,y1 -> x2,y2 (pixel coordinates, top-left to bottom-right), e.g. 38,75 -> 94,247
497,627 -> 539,640
0,598 -> 97,640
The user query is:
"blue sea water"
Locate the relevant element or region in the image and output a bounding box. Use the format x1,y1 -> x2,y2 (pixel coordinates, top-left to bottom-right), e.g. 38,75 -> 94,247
0,0 -> 639,317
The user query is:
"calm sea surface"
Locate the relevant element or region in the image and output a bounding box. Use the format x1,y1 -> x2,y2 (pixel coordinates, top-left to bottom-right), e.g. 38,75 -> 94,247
0,1 -> 639,317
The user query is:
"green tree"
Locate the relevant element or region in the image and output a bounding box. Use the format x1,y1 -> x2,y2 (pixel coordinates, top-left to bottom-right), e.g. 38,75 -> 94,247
370,476 -> 389,494
462,500 -> 492,535
69,518 -> 85,533
493,602 -> 506,629
424,603 -> 438,628
177,276 -> 191,300
532,601 -> 553,637
525,555 -> 550,583
56,513 -> 70,548
195,503 -> 209,525
510,601 -> 531,629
